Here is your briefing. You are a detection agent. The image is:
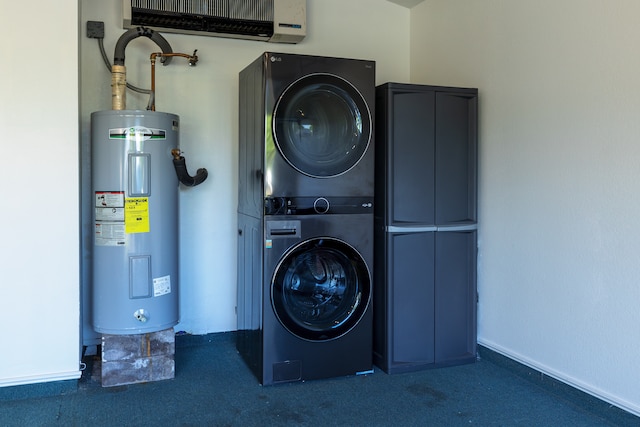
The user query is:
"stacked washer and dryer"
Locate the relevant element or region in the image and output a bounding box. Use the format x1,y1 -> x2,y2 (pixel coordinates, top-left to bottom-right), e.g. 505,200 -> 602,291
237,52 -> 376,385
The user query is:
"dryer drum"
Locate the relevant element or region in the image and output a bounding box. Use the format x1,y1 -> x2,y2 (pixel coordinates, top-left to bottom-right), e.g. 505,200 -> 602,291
273,73 -> 372,178
271,237 -> 371,341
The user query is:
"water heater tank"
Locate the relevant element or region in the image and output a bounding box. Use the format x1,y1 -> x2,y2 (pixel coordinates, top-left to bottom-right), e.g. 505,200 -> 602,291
91,110 -> 179,334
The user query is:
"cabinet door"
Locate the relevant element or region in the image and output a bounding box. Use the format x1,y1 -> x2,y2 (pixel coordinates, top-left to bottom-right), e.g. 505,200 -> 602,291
435,92 -> 478,225
388,231 -> 435,365
434,231 -> 477,363
389,91 -> 435,226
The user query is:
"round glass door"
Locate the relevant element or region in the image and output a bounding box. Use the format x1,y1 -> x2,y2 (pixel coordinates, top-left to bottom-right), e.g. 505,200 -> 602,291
273,73 -> 371,178
271,237 -> 371,341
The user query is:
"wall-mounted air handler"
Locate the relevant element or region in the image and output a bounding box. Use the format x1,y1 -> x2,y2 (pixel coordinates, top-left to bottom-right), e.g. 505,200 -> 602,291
123,0 -> 306,44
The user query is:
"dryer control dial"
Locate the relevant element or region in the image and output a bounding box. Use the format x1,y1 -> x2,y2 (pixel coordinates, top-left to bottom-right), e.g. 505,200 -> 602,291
313,197 -> 330,214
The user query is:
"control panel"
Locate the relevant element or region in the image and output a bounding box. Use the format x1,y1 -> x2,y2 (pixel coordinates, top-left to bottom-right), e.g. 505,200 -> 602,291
264,196 -> 373,215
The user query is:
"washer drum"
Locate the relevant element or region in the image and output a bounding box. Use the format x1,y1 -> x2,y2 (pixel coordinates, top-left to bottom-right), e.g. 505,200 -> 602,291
91,110 -> 179,334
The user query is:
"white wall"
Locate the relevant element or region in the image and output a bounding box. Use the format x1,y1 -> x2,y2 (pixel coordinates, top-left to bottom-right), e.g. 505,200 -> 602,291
411,0 -> 640,415
80,0 -> 410,335
0,0 -> 80,385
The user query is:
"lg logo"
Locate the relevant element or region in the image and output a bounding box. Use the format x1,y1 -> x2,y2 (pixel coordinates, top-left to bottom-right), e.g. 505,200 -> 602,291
270,56 -> 282,62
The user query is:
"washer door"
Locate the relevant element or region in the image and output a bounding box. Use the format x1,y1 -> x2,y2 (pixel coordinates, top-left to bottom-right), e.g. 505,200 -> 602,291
273,73 -> 372,178
271,237 -> 371,341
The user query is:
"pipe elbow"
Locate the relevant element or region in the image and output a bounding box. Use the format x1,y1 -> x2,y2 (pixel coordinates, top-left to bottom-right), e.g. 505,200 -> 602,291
148,30 -> 173,65
113,27 -> 173,66
172,154 -> 208,187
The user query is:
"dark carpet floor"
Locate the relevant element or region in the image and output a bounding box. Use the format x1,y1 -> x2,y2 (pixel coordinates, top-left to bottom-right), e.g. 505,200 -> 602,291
0,332 -> 637,426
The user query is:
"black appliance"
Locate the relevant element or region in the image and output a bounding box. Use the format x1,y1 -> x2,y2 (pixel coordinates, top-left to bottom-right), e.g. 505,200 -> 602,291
237,53 -> 376,385
238,209 -> 374,385
373,83 -> 478,374
238,52 -> 375,221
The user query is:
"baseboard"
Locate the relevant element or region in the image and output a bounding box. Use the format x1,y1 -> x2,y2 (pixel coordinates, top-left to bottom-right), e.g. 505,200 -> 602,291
0,375 -> 79,402
478,340 -> 640,418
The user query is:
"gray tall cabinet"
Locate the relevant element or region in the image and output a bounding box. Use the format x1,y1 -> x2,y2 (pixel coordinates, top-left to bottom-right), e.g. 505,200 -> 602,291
373,83 -> 478,374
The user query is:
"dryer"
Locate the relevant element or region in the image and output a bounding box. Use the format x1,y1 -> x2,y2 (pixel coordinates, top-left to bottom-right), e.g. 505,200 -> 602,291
238,52 -> 375,220
238,205 -> 373,385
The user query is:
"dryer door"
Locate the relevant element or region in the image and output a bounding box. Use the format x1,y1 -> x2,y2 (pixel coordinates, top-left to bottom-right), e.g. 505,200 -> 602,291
271,237 -> 371,341
273,73 -> 372,178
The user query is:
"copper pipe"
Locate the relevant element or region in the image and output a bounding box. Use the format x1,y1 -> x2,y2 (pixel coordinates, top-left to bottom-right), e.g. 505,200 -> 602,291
150,55 -> 157,111
149,51 -> 198,111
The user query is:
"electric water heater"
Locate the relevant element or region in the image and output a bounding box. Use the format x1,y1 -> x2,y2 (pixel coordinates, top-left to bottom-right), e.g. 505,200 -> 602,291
91,110 -> 179,334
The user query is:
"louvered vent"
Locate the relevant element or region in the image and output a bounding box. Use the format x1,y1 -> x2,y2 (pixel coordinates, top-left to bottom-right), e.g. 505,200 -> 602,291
129,0 -> 274,38
124,0 -> 306,43
131,0 -> 230,17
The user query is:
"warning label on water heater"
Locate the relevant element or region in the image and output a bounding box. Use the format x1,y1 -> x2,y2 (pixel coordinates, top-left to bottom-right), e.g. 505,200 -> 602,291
125,197 -> 150,234
95,191 -> 126,246
95,192 -> 150,245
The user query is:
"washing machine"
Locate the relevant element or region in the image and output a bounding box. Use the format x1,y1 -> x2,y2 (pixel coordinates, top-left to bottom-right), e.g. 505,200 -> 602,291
237,202 -> 374,385
238,52 -> 375,220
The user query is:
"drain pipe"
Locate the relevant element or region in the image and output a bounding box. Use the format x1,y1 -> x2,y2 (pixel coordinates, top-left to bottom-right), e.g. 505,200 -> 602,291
111,27 -> 173,110
171,149 -> 208,187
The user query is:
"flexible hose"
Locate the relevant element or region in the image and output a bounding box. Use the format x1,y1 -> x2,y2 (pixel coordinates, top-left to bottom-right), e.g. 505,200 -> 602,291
172,150 -> 208,187
113,27 -> 173,66
98,38 -> 150,94
110,27 -> 173,110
